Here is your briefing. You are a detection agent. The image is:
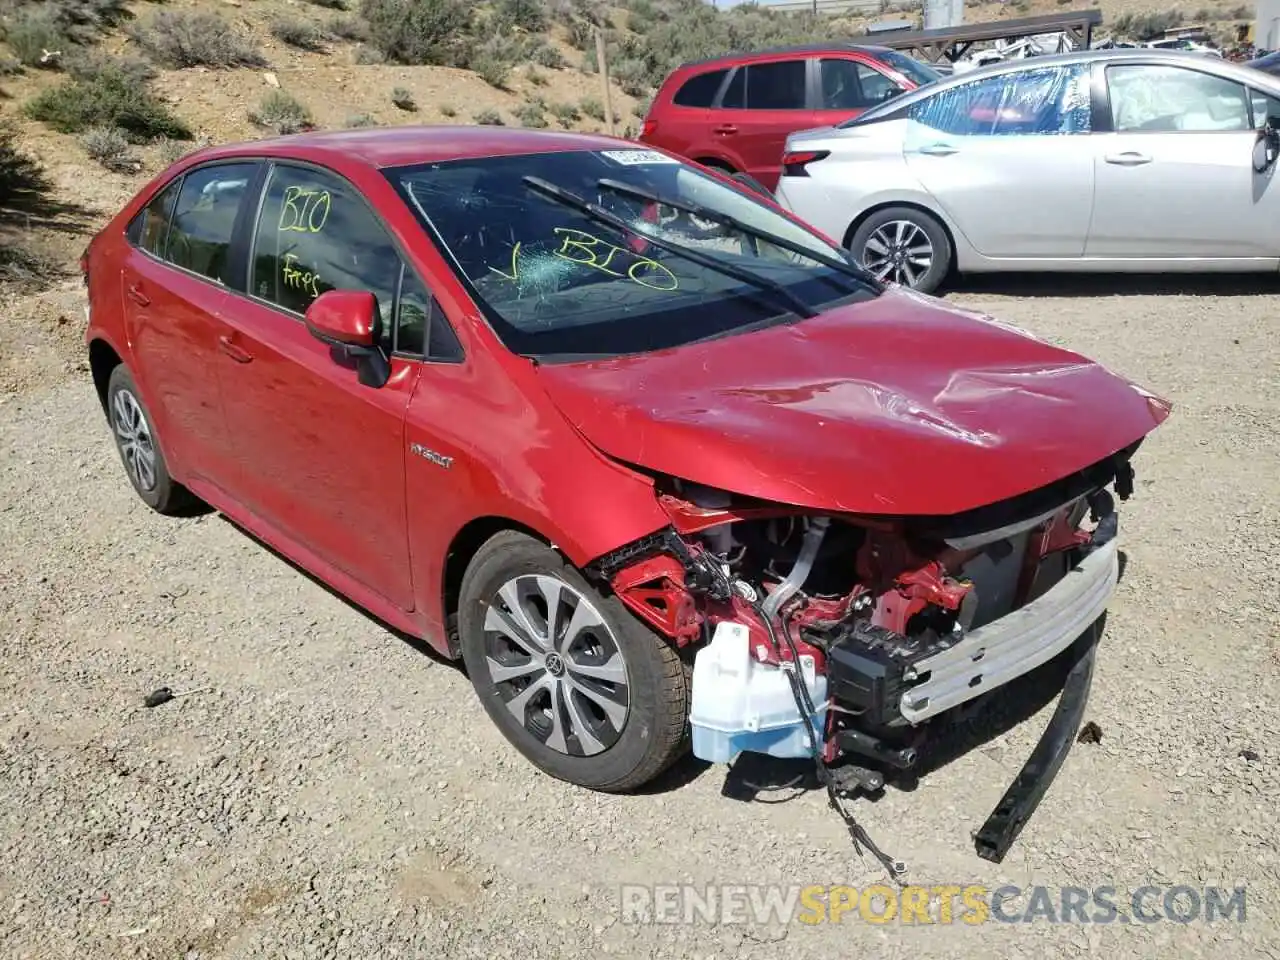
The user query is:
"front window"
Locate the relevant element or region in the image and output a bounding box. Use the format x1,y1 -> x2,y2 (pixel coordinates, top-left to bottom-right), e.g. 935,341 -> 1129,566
385,148 -> 876,361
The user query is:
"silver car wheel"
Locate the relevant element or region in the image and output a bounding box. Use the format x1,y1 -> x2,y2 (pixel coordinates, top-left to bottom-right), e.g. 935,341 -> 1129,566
483,574 -> 631,757
111,388 -> 157,493
862,219 -> 934,288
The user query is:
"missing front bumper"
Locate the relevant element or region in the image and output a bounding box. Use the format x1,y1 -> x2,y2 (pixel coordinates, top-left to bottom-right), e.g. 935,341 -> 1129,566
899,536 -> 1119,724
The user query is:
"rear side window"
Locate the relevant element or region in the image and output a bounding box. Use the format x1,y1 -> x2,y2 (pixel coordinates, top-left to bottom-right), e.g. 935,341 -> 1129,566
673,68 -> 727,107
166,162 -> 258,284
745,60 -> 808,110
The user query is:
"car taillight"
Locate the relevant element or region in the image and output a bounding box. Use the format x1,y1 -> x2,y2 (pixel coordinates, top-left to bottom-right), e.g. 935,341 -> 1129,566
641,117 -> 657,139
780,149 -> 830,178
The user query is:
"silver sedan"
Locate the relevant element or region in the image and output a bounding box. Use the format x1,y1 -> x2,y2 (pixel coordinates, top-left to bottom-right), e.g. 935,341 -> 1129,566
773,49 -> 1280,293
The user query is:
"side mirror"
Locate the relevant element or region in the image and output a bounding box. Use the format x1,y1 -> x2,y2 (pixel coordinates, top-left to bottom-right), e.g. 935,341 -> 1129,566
304,289 -> 390,388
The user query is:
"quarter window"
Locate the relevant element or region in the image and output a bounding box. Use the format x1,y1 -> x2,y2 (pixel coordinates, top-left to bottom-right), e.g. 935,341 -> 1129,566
166,163 -> 258,284
1107,64 -> 1250,132
673,68 -> 728,107
909,65 -> 1090,135
1251,88 -> 1280,126
129,179 -> 182,258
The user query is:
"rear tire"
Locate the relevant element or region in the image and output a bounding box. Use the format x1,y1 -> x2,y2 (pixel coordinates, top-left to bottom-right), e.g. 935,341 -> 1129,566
105,364 -> 196,515
849,205 -> 953,294
458,531 -> 690,793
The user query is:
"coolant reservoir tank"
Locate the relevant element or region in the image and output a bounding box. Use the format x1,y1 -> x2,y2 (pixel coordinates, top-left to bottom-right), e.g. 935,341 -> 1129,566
689,621 -> 828,764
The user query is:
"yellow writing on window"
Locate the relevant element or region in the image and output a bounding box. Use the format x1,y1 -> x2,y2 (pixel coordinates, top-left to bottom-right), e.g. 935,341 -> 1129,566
553,228 -> 678,291
486,229 -> 679,292
278,186 -> 332,234
282,253 -> 321,297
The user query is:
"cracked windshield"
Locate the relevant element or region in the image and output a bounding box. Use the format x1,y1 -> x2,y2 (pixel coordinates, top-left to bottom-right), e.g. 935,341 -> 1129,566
386,148 -> 877,359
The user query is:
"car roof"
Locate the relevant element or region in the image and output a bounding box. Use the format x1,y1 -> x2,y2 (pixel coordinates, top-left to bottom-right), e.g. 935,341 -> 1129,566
855,46 -> 1280,115
674,42 -> 899,72
178,125 -> 634,171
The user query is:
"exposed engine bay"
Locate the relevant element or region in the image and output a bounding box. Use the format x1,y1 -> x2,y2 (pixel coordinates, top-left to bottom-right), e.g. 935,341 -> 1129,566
587,442 -> 1139,874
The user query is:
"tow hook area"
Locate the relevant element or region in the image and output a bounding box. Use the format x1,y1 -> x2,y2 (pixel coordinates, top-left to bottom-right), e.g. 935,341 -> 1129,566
974,626 -> 1099,863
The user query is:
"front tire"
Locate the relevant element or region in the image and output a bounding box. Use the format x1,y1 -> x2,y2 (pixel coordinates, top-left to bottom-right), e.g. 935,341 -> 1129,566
105,364 -> 195,515
458,531 -> 689,793
849,205 -> 953,294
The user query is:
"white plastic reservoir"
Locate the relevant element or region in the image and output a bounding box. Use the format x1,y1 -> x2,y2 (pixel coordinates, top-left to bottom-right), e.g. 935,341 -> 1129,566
689,621 -> 828,764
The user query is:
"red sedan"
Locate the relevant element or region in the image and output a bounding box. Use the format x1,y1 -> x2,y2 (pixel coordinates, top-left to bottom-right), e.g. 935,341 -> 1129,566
83,127 -> 1169,817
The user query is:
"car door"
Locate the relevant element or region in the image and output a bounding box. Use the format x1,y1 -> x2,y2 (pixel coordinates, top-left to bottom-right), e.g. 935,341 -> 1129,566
712,57 -> 813,189
1085,60 -> 1278,258
901,63 -> 1096,259
216,161 -> 428,611
120,160 -> 260,488
806,56 -> 907,130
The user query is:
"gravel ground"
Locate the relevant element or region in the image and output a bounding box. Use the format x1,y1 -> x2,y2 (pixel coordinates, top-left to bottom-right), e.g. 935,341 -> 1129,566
1,276 -> 1278,960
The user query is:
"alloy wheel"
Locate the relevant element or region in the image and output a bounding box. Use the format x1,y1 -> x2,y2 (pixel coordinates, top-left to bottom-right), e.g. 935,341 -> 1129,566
483,574 -> 631,757
112,388 -> 157,493
862,219 -> 934,288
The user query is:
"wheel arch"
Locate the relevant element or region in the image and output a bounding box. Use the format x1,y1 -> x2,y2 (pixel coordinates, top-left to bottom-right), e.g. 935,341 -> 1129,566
88,336 -> 123,416
693,156 -> 737,173
439,515 -> 556,657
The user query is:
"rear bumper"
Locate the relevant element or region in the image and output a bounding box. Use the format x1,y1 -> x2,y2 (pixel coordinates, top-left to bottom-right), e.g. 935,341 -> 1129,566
899,536 -> 1119,724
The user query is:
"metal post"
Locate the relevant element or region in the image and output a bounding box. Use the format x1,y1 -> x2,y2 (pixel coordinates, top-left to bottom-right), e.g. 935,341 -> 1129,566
595,27 -> 615,137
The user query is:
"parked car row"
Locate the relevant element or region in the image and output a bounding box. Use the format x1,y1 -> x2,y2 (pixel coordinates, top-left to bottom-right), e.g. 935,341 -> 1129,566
643,48 -> 1280,293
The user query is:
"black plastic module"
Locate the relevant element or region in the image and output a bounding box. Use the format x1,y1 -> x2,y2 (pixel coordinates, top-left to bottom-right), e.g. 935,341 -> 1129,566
825,621 -> 955,728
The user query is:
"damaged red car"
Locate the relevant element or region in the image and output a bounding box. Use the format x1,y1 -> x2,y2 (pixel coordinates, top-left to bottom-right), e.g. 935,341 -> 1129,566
84,128 -> 1170,856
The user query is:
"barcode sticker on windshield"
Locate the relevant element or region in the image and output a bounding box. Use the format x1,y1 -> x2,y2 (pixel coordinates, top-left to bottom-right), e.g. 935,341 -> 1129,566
600,149 -> 679,165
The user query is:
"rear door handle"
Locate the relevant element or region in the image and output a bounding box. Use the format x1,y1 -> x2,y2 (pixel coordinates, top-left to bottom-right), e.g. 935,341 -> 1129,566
126,284 -> 150,306
918,143 -> 958,156
713,124 -> 738,135
218,334 -> 253,364
1104,152 -> 1152,166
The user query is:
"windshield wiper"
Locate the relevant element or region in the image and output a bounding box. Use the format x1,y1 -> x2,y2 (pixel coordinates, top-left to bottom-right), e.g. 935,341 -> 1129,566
522,176 -> 819,320
596,178 -> 883,292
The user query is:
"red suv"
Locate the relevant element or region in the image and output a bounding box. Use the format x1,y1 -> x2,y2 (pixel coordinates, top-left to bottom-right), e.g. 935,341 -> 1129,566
640,44 -> 941,191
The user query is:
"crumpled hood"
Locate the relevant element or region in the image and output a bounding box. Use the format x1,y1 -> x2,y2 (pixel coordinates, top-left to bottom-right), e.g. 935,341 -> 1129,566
534,287 -> 1170,516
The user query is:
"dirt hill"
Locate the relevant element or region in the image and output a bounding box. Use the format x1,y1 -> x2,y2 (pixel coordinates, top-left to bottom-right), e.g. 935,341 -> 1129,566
0,0 -> 1257,394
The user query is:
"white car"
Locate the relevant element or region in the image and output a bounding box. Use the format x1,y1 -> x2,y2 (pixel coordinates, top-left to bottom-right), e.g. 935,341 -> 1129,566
773,49 -> 1280,292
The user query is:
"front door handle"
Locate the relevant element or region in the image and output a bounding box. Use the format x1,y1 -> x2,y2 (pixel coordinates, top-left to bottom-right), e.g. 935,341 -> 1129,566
713,124 -> 738,135
918,143 -> 958,156
1104,152 -> 1152,166
218,335 -> 253,364
126,284 -> 150,306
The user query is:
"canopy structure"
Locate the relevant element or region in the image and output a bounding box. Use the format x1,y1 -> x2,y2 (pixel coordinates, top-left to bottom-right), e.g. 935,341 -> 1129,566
872,10 -> 1104,63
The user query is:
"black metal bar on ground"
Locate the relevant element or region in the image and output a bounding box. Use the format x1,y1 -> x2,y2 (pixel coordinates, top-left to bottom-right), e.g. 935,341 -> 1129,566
973,625 -> 1099,864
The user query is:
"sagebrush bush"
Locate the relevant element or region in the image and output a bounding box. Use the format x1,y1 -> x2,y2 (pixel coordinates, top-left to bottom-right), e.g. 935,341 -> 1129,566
530,41 -> 564,69
579,95 -> 605,121
249,89 -> 313,134
472,108 -> 503,125
548,101 -> 579,127
326,15 -> 368,41
496,0 -> 547,32
24,62 -> 192,141
514,98 -> 547,128
359,0 -> 472,66
79,125 -> 136,170
344,111 -> 377,127
65,49 -> 154,84
271,17 -> 328,52
304,0 -> 348,8
439,102 -> 456,117
5,7 -> 69,68
132,10 -> 268,68
391,86 -> 416,110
